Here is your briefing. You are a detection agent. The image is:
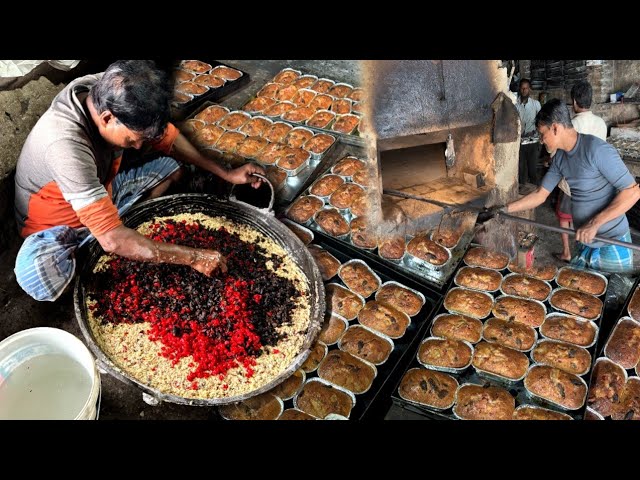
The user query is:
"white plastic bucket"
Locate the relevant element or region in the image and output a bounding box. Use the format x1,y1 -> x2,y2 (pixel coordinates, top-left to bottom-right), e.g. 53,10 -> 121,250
0,327 -> 101,420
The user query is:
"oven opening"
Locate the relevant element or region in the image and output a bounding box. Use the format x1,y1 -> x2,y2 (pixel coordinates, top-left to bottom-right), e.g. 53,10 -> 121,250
379,142 -> 447,192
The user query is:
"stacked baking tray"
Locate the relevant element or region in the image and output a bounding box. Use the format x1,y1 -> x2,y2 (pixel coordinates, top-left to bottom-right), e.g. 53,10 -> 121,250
242,67 -> 365,146
215,229 -> 439,420
171,60 -> 250,120
284,153 -> 474,290
392,252 -> 611,420
181,103 -> 338,203
585,275 -> 640,420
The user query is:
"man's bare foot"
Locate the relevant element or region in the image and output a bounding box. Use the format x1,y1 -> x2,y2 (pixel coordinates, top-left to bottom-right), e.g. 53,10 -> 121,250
553,252 -> 571,263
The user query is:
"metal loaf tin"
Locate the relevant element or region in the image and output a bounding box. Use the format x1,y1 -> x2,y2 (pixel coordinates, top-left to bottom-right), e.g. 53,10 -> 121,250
430,312 -> 484,345
375,280 -> 427,317
499,272 -> 553,303
318,313 -> 350,346
397,367 -> 458,411
531,338 -> 592,376
317,351 -> 379,395
338,258 -> 383,299
471,343 -> 530,385
463,245 -> 510,271
443,287 -> 494,320
337,324 -> 395,366
603,316 -> 640,369
481,317 -> 538,352
403,234 -> 452,274
358,301 -> 412,340
548,287 -> 603,322
280,218 -> 315,245
493,294 -> 547,327
453,266 -> 503,293
218,394 -> 284,421
301,341 -> 329,374
276,150 -> 311,177
539,312 -> 599,349
555,265 -> 609,297
293,377 -> 357,419
523,364 -> 588,411
324,282 -> 366,321
506,262 -> 558,282
312,206 -> 352,241
416,336 -> 474,374
284,194 -> 325,227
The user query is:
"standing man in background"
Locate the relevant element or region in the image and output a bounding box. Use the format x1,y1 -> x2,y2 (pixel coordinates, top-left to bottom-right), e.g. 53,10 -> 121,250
516,79 -> 542,187
554,80 -> 608,262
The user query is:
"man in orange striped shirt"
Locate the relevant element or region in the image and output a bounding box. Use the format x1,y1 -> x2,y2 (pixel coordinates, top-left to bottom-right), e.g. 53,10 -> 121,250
14,60 -> 264,301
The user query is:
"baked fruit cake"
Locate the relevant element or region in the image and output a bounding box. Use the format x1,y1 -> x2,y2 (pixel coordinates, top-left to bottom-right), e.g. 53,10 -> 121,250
318,312 -> 348,345
239,117 -> 273,137
378,236 -> 406,261
174,69 -> 195,83
332,156 -> 365,177
218,392 -> 282,420
584,408 -> 604,420
339,325 -> 393,365
291,89 -> 316,106
512,405 -> 572,420
431,227 -> 464,249
418,338 -> 473,370
172,92 -> 191,104
604,317 -> 640,369
317,350 -> 376,394
532,340 -> 591,376
398,368 -> 458,409
283,221 -> 313,245
587,358 -> 627,417
273,69 -> 300,85
310,94 -> 334,111
211,65 -> 242,81
307,245 -> 341,281
352,102 -> 364,115
292,75 -> 317,89
326,283 -> 364,320
243,96 -> 277,114
464,246 -> 509,270
524,365 -> 587,410
214,131 -> 246,153
193,125 -> 225,148
269,369 -> 305,401
310,174 -> 344,198
306,110 -> 336,129
444,287 -> 493,319
295,379 -> 353,418
455,266 -> 502,291
492,296 -> 545,328
195,105 -> 229,124
303,134 -> 336,155
314,208 -> 350,237
501,274 -> 551,301
358,301 -> 410,339
179,119 -> 205,137
276,147 -> 310,172
540,314 -> 597,347
331,98 -> 352,114
217,112 -> 250,131
482,317 -> 537,351
507,261 -> 557,281
331,114 -> 360,134
194,74 -> 225,88
301,341 -> 328,373
263,122 -> 292,143
286,195 -> 324,223
278,409 -> 315,420
264,102 -> 295,117
453,384 -> 515,420
351,168 -> 376,188
556,267 -> 607,296
310,78 -> 335,93
407,234 -> 449,266
175,81 -> 208,96
284,128 -> 314,149
275,84 -> 299,102
283,106 -> 315,123
549,289 -> 603,321
257,83 -> 280,98
376,283 -> 424,317
347,88 -> 364,102
610,377 -> 640,420
431,313 -> 483,344
235,136 -> 268,158
628,286 -> 640,322
339,261 -> 380,298
329,183 -> 365,210
328,83 -> 354,98
180,60 -> 211,73
255,143 -> 287,165
349,194 -> 370,218
472,341 -> 529,380
350,216 -> 377,250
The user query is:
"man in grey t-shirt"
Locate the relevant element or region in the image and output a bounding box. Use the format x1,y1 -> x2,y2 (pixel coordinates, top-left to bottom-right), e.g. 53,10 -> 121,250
497,99 -> 640,272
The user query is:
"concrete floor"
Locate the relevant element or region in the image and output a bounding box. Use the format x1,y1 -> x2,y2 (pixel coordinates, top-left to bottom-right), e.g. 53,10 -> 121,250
1,59 -> 638,420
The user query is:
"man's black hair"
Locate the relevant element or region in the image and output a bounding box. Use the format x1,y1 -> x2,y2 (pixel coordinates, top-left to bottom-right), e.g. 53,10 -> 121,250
571,80 -> 593,109
535,98 -> 573,129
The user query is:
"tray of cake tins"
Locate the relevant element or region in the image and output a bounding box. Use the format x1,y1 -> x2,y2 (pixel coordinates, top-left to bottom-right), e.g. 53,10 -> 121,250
283,154 -> 474,292
390,259 -> 616,420
240,67 -> 366,147
582,273 -> 640,420
171,60 -> 251,121
213,231 -> 440,420
180,101 -> 340,204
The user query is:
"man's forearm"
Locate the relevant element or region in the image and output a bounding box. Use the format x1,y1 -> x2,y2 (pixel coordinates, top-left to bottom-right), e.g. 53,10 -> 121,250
505,186 -> 551,213
589,184 -> 640,229
170,132 -> 230,181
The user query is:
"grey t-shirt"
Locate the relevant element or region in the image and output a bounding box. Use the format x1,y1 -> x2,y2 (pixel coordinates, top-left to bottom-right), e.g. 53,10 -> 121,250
541,133 -> 635,248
